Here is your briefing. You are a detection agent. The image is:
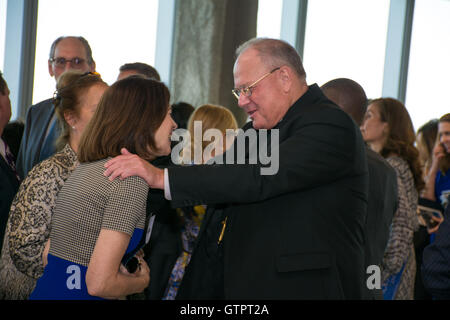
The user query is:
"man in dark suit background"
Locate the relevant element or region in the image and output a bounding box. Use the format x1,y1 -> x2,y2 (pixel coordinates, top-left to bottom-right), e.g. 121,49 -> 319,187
321,78 -> 398,299
0,72 -> 20,256
422,194 -> 450,299
16,36 -> 96,179
116,62 -> 161,82
104,38 -> 369,299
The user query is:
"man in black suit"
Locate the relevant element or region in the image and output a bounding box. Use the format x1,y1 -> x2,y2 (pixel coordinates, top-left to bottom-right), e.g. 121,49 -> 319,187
321,78 -> 398,299
105,38 -> 369,299
0,72 -> 20,255
16,36 -> 96,179
422,194 -> 450,299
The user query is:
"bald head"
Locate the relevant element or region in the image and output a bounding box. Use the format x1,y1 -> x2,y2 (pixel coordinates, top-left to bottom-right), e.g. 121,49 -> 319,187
321,78 -> 367,126
236,37 -> 306,80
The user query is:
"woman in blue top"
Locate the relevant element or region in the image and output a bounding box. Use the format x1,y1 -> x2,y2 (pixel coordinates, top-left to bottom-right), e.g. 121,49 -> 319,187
30,76 -> 177,299
421,113 -> 450,225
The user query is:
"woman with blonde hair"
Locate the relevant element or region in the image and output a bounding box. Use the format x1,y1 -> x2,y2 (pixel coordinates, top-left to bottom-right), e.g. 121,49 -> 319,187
181,104 -> 238,165
361,97 -> 424,300
0,71 -> 107,299
163,104 -> 238,299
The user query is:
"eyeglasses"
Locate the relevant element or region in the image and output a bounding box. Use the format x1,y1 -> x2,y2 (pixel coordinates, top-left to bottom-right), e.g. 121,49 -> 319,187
232,67 -> 280,100
50,57 -> 87,69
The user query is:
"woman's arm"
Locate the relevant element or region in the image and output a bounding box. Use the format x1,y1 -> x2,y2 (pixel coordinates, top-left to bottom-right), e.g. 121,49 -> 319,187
85,229 -> 150,299
8,164 -> 61,279
42,239 -> 50,268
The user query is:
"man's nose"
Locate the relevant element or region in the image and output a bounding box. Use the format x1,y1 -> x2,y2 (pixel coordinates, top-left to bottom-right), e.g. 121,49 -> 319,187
238,94 -> 250,108
63,61 -> 74,72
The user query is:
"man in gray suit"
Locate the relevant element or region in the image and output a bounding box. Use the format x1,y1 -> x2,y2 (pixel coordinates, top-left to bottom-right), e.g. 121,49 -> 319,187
321,78 -> 398,299
16,36 -> 96,179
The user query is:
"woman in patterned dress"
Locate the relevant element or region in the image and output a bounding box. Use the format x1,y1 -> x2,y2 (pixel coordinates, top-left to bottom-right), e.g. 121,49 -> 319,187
360,98 -> 424,300
0,71 -> 107,299
29,76 -> 177,300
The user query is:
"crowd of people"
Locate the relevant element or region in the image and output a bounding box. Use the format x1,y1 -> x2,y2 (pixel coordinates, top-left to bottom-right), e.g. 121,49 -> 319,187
0,35 -> 449,300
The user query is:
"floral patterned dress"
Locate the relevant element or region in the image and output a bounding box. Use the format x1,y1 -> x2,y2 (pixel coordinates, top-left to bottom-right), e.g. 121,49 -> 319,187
0,144 -> 78,299
163,205 -> 206,300
381,156 -> 420,300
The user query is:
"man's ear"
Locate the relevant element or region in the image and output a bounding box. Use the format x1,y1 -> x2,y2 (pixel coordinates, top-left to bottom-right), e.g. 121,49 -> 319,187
89,60 -> 97,73
48,60 -> 55,78
279,66 -> 292,93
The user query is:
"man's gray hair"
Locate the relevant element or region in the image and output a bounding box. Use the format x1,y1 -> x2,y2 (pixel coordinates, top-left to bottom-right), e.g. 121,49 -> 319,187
49,36 -> 95,66
236,38 -> 306,79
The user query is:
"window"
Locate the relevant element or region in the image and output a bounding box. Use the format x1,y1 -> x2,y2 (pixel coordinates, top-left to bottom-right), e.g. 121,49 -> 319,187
405,0 -> 450,131
302,0 -> 390,99
257,0 -> 283,39
32,0 -> 159,104
0,0 -> 7,71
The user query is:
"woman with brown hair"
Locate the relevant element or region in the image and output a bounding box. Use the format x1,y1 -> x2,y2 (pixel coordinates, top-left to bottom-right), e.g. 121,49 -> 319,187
0,71 -> 107,299
361,97 -> 424,300
29,76 -> 177,300
416,119 -> 439,178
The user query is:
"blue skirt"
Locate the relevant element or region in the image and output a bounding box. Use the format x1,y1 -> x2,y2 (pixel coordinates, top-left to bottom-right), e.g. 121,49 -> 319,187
30,228 -> 144,300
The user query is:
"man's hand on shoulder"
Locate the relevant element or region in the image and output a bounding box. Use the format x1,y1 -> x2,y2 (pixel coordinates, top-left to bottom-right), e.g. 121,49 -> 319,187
104,148 -> 164,189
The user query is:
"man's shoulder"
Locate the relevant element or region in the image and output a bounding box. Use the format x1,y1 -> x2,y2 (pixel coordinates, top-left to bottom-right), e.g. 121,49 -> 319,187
27,98 -> 54,116
287,98 -> 355,131
367,149 -> 396,175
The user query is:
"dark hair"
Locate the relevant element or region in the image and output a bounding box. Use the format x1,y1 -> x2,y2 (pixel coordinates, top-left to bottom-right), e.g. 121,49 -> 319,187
119,62 -> 160,81
49,36 -> 95,65
236,38 -> 306,79
321,78 -> 368,126
416,119 -> 439,174
171,101 -> 194,130
78,76 -> 170,163
371,98 -> 424,191
0,70 -> 6,95
438,113 -> 450,174
53,71 -> 107,151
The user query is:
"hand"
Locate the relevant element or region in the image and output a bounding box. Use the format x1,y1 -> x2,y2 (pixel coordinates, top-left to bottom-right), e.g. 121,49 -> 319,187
103,148 -> 164,189
430,144 -> 445,171
119,257 -> 150,290
427,215 -> 444,234
135,249 -> 145,260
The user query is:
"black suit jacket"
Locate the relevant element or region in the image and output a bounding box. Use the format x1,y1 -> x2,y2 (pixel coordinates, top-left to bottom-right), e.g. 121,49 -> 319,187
140,156 -> 183,299
16,99 -> 60,179
363,148 -> 398,299
0,143 -> 20,256
422,195 -> 450,299
171,84 -> 369,299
